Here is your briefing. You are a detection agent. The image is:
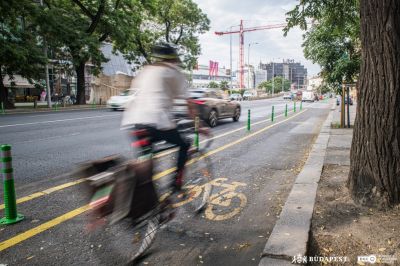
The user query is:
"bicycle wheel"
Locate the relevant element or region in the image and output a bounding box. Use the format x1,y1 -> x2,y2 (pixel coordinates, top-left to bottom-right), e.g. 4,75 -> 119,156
87,211 -> 161,265
181,149 -> 213,213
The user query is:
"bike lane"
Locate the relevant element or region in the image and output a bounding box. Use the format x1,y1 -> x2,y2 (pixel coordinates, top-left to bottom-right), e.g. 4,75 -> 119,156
0,103 -> 327,265
137,106 -> 330,266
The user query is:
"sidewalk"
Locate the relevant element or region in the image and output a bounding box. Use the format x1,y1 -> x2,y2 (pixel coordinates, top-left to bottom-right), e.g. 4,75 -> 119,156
1,103 -> 108,115
309,103 -> 400,265
259,101 -> 399,265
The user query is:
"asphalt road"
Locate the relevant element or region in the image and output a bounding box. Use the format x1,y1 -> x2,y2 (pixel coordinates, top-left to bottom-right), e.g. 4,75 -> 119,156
0,98 -> 331,265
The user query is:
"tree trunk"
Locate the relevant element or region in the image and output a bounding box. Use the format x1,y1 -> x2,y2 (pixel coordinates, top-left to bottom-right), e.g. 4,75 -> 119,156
348,0 -> 400,207
75,62 -> 86,105
0,69 -> 15,109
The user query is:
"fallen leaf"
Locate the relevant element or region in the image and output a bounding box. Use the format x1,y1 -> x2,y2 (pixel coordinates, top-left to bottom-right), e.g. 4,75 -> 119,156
26,256 -> 35,260
357,261 -> 365,265
323,248 -> 329,253
378,248 -> 386,252
238,243 -> 251,251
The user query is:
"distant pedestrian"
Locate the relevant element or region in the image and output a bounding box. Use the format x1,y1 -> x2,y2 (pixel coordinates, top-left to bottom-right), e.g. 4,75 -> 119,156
40,90 -> 46,102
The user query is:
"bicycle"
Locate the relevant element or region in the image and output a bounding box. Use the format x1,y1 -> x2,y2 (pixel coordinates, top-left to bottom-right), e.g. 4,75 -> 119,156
75,120 -> 214,265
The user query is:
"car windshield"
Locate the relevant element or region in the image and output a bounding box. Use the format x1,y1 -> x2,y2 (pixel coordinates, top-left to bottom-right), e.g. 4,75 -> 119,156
119,90 -> 135,96
189,90 -> 206,99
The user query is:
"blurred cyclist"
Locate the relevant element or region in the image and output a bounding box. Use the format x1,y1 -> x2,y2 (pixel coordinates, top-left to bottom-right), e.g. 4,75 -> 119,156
121,43 -> 191,191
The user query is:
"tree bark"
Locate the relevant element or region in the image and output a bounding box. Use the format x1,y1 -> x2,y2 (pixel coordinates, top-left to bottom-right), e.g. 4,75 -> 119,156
348,0 -> 400,207
0,68 -> 14,109
75,62 -> 86,105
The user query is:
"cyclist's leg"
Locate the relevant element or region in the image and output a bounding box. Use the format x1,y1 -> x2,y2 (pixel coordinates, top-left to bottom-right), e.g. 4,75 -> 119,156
151,127 -> 190,190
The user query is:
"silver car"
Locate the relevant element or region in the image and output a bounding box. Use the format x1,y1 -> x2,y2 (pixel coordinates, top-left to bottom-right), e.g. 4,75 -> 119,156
173,88 -> 241,127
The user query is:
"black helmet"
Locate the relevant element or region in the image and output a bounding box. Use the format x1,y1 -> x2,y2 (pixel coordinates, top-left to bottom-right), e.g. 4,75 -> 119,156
151,43 -> 180,61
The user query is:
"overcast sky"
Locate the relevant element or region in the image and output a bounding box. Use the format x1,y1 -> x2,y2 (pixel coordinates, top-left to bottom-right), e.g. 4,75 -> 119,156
193,0 -> 321,77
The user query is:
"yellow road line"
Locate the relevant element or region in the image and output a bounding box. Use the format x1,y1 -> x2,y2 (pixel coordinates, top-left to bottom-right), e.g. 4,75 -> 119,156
1,111 -> 287,209
151,110 -> 305,182
153,112 -> 286,159
0,205 -> 90,252
0,179 -> 86,210
0,109 -> 307,252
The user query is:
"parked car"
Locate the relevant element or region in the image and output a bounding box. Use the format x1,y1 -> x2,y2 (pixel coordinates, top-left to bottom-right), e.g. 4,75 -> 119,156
172,88 -> 241,127
242,90 -> 253,100
302,91 -> 315,102
230,93 -> 242,101
283,93 -> 293,100
107,89 -> 137,110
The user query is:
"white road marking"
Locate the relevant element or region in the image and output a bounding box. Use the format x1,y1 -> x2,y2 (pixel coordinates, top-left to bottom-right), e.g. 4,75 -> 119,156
0,114 -> 119,128
12,132 -> 81,144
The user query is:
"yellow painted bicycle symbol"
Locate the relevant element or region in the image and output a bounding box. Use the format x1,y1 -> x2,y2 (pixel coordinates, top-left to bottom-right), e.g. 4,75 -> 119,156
171,177 -> 247,221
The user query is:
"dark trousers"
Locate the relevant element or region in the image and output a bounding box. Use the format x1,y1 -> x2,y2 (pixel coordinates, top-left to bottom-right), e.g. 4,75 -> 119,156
132,125 -> 190,172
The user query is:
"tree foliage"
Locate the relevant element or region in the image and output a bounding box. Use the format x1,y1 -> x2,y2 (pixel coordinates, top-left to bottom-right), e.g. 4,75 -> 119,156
117,0 -> 210,70
39,0 -> 148,104
258,77 -> 291,93
207,81 -> 218,88
219,80 -> 229,90
1,0 -> 209,106
285,0 -> 361,89
0,0 -> 46,108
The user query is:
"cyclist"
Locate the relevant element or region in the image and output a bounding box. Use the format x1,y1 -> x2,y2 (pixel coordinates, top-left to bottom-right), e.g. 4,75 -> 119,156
121,43 -> 193,191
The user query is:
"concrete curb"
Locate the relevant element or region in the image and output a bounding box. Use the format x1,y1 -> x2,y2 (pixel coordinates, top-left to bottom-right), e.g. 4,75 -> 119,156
1,106 -> 108,115
259,101 -> 336,265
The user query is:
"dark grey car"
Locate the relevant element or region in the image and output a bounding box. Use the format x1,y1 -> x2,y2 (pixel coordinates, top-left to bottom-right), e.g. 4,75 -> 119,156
173,88 -> 241,127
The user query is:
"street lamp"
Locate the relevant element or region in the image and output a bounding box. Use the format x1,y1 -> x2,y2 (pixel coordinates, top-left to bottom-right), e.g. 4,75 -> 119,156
229,25 -> 240,92
247,42 -> 259,89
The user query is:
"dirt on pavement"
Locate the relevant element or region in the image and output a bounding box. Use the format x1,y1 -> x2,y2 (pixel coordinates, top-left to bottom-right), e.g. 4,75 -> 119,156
309,164 -> 400,265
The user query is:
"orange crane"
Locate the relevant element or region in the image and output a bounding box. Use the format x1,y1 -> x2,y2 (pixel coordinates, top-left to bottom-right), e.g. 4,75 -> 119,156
215,20 -> 286,89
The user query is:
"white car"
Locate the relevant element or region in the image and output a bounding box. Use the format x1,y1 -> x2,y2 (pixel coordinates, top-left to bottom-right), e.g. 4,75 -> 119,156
107,89 -> 137,110
230,93 -> 242,101
283,93 -> 293,100
242,91 -> 253,100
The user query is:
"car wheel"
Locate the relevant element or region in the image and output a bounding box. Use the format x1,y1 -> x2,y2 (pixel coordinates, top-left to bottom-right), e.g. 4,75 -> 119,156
232,107 -> 240,122
207,109 -> 218,128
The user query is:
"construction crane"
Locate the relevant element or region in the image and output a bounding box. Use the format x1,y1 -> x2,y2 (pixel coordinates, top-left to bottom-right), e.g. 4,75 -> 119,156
215,20 -> 286,89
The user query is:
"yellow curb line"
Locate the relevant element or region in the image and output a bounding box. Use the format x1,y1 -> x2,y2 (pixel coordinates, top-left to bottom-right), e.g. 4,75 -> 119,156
0,205 -> 90,252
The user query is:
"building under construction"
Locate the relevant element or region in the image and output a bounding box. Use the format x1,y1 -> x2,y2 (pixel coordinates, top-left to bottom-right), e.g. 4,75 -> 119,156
258,59 -> 308,90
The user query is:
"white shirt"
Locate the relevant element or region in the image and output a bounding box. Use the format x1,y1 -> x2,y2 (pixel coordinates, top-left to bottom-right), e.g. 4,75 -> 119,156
121,62 -> 188,130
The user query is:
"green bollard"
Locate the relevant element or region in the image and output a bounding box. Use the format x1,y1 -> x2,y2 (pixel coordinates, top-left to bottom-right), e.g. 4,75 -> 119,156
271,106 -> 275,122
0,145 -> 24,225
1,102 -> 5,114
92,101 -> 96,109
285,104 -> 288,117
194,116 -> 199,150
300,101 -> 303,110
294,101 -> 296,113
247,109 -> 251,131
